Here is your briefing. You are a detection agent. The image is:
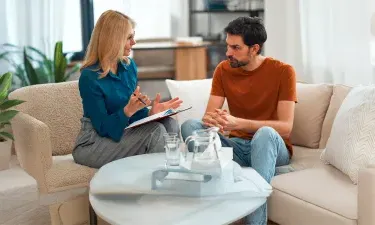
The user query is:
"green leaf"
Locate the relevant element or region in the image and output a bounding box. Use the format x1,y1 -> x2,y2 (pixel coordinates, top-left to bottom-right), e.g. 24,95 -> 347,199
0,72 -> 12,102
23,48 -> 40,85
0,110 -> 18,124
13,66 -> 29,86
44,59 -> 53,79
0,121 -> 11,129
2,43 -> 20,49
0,132 -> 14,141
34,66 -> 50,83
54,41 -> 67,82
0,53 -> 21,70
26,46 -> 48,62
0,99 -> 25,110
0,51 -> 22,60
25,54 -> 42,63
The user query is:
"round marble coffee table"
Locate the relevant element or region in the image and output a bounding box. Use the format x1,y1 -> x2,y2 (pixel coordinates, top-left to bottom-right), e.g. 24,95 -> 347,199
89,153 -> 270,225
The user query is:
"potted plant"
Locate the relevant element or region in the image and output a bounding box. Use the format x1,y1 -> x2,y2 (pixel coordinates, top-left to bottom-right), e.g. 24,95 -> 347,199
0,72 -> 24,170
0,41 -> 80,90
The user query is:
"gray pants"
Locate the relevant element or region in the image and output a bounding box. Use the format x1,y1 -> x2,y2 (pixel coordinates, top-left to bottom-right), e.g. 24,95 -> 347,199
72,117 -> 179,168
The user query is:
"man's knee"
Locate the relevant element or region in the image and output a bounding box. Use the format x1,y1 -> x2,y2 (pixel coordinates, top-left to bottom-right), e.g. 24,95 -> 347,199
251,126 -> 279,155
181,119 -> 203,140
252,126 -> 278,142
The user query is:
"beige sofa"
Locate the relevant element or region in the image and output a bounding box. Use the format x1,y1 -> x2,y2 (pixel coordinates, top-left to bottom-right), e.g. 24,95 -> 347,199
8,79 -> 375,225
166,79 -> 375,225
267,83 -> 375,225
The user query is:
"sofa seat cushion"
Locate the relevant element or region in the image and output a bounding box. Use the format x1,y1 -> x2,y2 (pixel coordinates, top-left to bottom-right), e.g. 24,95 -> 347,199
271,166 -> 358,220
46,154 -> 97,192
275,146 -> 324,175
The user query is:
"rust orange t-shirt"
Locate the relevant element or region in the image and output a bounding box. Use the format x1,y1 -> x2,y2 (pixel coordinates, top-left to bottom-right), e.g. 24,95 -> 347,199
211,57 -> 297,156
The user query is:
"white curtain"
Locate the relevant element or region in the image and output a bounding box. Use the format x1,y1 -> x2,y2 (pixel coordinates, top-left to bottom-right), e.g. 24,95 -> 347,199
264,0 -> 304,80
299,0 -> 375,85
0,0 -> 66,59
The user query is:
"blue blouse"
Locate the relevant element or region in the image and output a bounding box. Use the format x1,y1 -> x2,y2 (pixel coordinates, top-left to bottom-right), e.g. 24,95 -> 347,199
78,58 -> 149,142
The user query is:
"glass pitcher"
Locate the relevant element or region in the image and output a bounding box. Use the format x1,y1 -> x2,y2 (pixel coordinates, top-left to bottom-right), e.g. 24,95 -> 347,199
184,127 -> 220,163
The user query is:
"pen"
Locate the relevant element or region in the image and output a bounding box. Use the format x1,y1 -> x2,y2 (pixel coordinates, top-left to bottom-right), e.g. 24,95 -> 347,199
133,93 -> 147,105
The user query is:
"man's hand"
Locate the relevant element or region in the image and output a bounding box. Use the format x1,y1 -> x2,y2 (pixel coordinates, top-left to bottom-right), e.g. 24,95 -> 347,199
202,109 -> 240,132
214,109 -> 239,132
202,111 -> 222,129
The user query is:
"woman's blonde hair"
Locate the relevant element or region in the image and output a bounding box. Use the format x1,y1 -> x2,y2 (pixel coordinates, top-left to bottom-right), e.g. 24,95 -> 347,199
81,10 -> 135,78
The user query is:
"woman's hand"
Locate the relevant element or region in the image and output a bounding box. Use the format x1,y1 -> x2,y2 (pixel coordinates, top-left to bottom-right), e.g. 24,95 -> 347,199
149,93 -> 183,115
124,86 -> 151,117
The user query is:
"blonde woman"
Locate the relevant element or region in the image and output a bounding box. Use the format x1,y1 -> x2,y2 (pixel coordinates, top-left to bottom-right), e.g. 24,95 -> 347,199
72,10 -> 182,168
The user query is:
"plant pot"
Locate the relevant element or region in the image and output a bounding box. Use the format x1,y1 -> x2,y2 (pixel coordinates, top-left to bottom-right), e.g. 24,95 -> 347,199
0,139 -> 12,171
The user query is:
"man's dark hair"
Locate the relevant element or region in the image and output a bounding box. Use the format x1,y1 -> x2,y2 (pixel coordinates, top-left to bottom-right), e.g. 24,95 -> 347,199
224,17 -> 267,54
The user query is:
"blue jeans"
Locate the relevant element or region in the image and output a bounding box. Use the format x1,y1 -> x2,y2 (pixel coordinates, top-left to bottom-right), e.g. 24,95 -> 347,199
181,119 -> 290,225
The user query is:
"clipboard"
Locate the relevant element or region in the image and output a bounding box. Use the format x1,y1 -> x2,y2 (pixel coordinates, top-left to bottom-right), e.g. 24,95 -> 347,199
125,106 -> 192,129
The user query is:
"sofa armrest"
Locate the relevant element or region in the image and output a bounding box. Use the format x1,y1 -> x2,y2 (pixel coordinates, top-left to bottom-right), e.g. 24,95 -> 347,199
12,112 -> 53,193
358,165 -> 375,225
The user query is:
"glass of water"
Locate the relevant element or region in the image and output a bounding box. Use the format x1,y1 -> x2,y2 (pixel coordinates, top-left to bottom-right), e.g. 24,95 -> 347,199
165,138 -> 181,166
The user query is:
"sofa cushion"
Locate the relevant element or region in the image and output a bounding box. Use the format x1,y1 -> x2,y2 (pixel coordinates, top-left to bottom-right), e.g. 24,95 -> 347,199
290,83 -> 333,148
166,79 -> 212,125
321,86 -> 375,184
271,166 -> 358,220
46,154 -> 97,192
166,79 -> 229,125
319,84 -> 352,148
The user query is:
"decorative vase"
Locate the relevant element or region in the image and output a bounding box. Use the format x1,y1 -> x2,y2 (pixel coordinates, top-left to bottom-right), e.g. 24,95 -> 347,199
0,139 -> 13,171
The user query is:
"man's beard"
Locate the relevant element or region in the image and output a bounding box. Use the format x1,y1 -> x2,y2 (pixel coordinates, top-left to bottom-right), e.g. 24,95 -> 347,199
228,57 -> 249,68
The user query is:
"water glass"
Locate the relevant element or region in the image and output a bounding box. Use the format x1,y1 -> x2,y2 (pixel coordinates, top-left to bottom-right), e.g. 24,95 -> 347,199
165,138 -> 181,166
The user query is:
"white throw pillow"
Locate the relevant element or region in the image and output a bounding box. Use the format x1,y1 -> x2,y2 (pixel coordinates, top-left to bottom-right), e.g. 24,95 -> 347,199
321,86 -> 375,184
165,79 -> 213,125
